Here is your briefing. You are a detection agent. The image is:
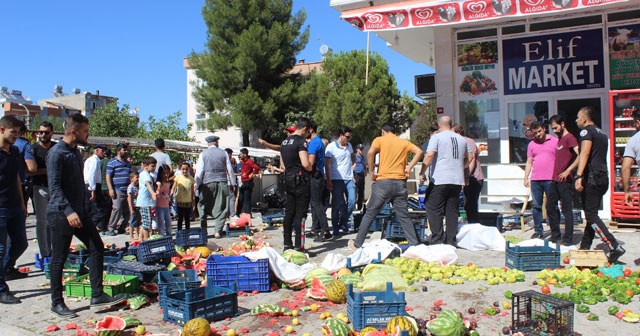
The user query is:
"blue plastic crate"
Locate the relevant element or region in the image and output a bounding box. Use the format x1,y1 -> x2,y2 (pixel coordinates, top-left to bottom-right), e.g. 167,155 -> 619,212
559,210 -> 583,225
137,236 -> 177,263
206,255 -> 270,292
163,284 -> 238,326
347,282 -> 406,330
369,214 -> 391,232
175,228 -> 208,247
505,240 -> 560,271
382,215 -> 426,242
225,224 -> 251,238
107,260 -> 166,283
158,270 -> 202,308
127,245 -> 139,257
67,250 -> 89,266
35,253 -> 52,270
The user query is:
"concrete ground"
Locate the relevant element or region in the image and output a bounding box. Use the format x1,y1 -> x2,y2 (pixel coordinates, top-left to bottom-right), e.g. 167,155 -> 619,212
1,207 -> 639,335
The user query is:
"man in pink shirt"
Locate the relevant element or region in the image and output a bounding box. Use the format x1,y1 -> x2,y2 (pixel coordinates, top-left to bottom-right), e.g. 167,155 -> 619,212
524,121 -> 558,239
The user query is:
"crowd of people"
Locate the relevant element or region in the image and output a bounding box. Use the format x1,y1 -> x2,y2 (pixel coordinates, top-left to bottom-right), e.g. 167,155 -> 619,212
0,104 -> 634,309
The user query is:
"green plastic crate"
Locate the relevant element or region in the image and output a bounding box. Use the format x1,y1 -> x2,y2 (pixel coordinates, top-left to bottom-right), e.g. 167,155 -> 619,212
65,274 -> 139,298
44,262 -> 86,280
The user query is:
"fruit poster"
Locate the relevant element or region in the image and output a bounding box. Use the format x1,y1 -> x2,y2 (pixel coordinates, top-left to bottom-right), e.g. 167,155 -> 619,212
457,41 -> 499,101
609,23 -> 640,89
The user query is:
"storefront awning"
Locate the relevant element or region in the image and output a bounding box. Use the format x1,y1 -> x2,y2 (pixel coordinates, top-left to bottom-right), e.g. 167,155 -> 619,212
341,0 -> 628,32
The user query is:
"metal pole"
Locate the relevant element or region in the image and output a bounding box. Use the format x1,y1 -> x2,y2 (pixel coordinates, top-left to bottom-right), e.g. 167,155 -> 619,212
365,31 -> 370,86
18,103 -> 30,129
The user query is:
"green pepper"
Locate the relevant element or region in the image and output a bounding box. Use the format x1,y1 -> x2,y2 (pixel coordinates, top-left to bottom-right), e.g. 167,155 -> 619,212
608,306 -> 619,315
576,304 -> 590,313
587,313 -> 599,321
504,290 -> 513,299
484,307 -> 497,316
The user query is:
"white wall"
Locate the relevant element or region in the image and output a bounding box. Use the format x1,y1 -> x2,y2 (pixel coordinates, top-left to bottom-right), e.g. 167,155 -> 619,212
434,27 -> 456,121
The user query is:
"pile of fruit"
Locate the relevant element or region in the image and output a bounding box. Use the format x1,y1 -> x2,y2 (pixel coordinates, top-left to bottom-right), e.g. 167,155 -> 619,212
218,236 -> 270,256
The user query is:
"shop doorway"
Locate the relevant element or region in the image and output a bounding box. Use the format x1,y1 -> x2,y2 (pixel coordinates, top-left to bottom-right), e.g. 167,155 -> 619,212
556,98 -> 602,140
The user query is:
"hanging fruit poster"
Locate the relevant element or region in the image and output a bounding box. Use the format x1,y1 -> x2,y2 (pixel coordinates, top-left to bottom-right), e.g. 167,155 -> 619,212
457,40 -> 500,101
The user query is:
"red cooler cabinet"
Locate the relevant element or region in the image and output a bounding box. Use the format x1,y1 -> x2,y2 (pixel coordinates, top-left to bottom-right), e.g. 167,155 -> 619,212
610,89 -> 640,221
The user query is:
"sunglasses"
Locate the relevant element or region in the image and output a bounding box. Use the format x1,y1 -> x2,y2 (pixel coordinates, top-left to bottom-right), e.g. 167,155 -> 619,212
38,130 -> 51,135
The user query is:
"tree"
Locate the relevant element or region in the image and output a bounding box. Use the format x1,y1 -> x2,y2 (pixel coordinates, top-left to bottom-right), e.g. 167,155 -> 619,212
89,102 -> 140,137
136,111 -> 195,164
29,115 -> 64,133
299,50 -> 418,145
190,0 -> 310,146
412,99 -> 438,148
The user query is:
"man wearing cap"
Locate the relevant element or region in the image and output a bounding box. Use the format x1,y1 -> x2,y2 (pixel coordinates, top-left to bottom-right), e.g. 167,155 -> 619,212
353,144 -> 367,211
151,138 -> 172,175
84,144 -> 107,233
25,121 -> 56,263
106,143 -> 131,236
194,135 -> 237,237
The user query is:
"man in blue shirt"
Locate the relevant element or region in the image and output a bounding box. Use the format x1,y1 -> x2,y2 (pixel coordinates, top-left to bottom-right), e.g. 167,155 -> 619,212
106,143 -> 131,236
353,144 -> 367,211
307,121 -> 331,242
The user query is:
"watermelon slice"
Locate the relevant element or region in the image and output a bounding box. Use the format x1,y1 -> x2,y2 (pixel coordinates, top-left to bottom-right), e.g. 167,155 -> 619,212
306,277 -> 327,301
142,282 -> 158,294
94,316 -> 126,336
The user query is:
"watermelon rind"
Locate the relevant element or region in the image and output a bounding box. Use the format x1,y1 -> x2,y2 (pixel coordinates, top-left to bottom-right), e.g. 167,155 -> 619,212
94,316 -> 126,336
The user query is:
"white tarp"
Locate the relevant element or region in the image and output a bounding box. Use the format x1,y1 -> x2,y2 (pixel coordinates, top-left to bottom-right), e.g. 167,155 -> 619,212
401,244 -> 459,266
456,223 -> 506,251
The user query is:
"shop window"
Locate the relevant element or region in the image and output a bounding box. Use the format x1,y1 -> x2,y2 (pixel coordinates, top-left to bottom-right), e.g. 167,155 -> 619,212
608,9 -> 640,22
508,101 -> 549,165
502,25 -> 525,35
459,99 -> 501,164
457,28 -> 497,40
529,16 -> 601,32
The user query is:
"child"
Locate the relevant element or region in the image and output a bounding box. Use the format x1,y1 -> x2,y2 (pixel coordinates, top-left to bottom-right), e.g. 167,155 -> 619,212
136,156 -> 157,241
155,164 -> 172,236
171,161 -> 196,231
127,172 -> 141,242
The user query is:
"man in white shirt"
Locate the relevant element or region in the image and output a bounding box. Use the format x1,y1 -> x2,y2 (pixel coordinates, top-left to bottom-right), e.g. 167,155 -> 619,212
325,126 -> 356,236
84,144 -> 108,231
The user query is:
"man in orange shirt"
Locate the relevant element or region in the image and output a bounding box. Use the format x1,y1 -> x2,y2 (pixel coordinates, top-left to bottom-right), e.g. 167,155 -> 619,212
348,123 -> 423,250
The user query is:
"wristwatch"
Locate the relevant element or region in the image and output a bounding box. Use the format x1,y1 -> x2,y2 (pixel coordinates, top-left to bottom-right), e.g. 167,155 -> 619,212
574,175 -> 583,180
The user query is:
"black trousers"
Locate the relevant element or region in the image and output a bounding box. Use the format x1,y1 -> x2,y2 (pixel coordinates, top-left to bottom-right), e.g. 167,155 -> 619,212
427,184 -> 462,245
309,174 -> 329,233
547,180 -> 574,244
99,189 -> 112,232
580,171 -> 618,250
237,181 -> 254,215
177,206 -> 192,231
355,173 -> 366,211
463,177 -> 483,223
49,211 -> 105,305
85,183 -> 107,232
283,174 -> 310,249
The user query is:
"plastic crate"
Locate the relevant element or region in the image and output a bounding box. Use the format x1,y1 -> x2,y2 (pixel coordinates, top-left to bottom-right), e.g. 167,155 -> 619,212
176,228 -> 208,247
347,282 -> 406,330
67,250 -> 89,266
158,270 -> 202,308
225,224 -> 251,237
382,215 -> 426,242
505,240 -> 560,271
137,236 -> 177,263
35,253 -> 51,270
206,255 -> 270,292
369,214 -> 391,232
107,260 -> 166,283
127,245 -> 139,257
65,274 -> 139,298
44,262 -> 87,280
511,290 -> 574,336
163,284 -> 238,326
559,210 -> 583,225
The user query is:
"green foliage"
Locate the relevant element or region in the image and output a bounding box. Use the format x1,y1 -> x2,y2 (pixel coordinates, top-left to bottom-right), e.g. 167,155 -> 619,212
299,50 -> 418,145
190,0 -> 309,145
89,102 -> 140,137
411,99 -> 438,149
136,111 -> 195,164
28,115 -> 64,133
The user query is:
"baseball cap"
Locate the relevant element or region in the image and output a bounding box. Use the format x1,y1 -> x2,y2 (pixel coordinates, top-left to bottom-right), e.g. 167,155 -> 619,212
285,125 -> 296,133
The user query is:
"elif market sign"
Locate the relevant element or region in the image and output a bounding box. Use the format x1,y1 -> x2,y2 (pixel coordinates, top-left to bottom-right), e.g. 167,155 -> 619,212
343,0 -> 627,31
502,29 -> 605,95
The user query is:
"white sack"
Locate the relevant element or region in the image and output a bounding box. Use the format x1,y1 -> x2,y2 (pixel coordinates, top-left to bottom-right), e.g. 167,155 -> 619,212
456,223 -> 506,251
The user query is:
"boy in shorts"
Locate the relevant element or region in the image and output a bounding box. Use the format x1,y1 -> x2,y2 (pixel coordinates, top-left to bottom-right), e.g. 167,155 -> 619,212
127,172 -> 141,242
136,157 -> 157,241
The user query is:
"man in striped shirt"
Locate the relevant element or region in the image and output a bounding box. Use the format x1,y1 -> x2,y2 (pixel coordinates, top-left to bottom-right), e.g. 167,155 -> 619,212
106,143 -> 131,236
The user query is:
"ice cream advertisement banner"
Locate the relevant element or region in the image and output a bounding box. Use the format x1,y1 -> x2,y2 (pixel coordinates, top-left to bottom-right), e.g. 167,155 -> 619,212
457,41 -> 500,101
502,29 -> 605,95
342,0 -> 627,31
609,24 -> 640,90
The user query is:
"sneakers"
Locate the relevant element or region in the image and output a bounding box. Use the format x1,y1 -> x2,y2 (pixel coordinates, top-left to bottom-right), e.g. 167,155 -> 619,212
0,291 -> 21,304
530,232 -> 543,239
608,245 -> 626,263
51,302 -> 77,317
306,231 -> 317,238
90,293 -> 126,309
323,232 -> 333,240
108,231 -> 117,236
4,267 -> 28,281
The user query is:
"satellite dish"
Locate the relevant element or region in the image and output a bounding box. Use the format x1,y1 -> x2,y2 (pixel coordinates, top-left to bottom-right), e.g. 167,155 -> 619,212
320,44 -> 329,55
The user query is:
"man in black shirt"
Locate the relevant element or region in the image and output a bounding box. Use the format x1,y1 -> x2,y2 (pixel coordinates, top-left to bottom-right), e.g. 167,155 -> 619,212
47,113 -> 125,317
280,117 -> 313,251
26,121 -> 55,260
575,106 -> 625,263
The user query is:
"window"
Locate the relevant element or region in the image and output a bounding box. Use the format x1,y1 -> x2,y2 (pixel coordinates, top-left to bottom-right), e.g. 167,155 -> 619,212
459,99 -> 501,164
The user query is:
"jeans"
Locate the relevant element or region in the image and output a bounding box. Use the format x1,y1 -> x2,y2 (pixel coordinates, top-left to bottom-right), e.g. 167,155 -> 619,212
309,175 -> 329,233
129,207 -> 141,228
330,179 -> 355,234
237,181 -> 254,215
355,173 -> 366,211
580,171 -> 618,250
0,208 -> 26,293
49,211 -> 104,305
426,184 -> 462,245
531,180 -> 553,235
463,177 -> 483,223
355,179 -> 420,247
197,181 -> 230,233
283,174 -> 310,249
108,189 -> 130,233
33,185 -> 52,257
547,180 -> 574,244
155,207 -> 172,236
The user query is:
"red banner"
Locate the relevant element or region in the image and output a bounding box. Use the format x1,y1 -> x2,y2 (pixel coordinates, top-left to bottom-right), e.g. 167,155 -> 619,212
359,9 -> 411,31
519,0 -> 578,14
410,3 -> 463,27
462,0 -> 517,21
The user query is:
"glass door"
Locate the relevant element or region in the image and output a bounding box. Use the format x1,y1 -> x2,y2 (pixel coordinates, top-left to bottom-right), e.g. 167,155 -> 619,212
556,98 -> 602,141
507,101 -> 549,164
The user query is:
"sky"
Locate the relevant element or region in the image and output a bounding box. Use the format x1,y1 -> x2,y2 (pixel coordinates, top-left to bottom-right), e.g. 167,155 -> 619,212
0,1 -> 433,127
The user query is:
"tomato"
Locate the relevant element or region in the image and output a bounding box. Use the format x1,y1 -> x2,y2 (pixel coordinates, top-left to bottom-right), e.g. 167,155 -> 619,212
597,272 -> 603,277
625,289 -> 634,298
563,257 -> 570,264
541,285 -> 551,294
636,278 -> 640,285
623,269 -> 632,277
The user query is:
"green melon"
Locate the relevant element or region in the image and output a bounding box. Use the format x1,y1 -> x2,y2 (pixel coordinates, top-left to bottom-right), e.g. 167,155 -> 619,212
304,267 -> 331,286
322,317 -> 352,336
282,249 -> 309,266
426,310 -> 467,336
325,279 -> 347,304
386,316 -> 418,336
